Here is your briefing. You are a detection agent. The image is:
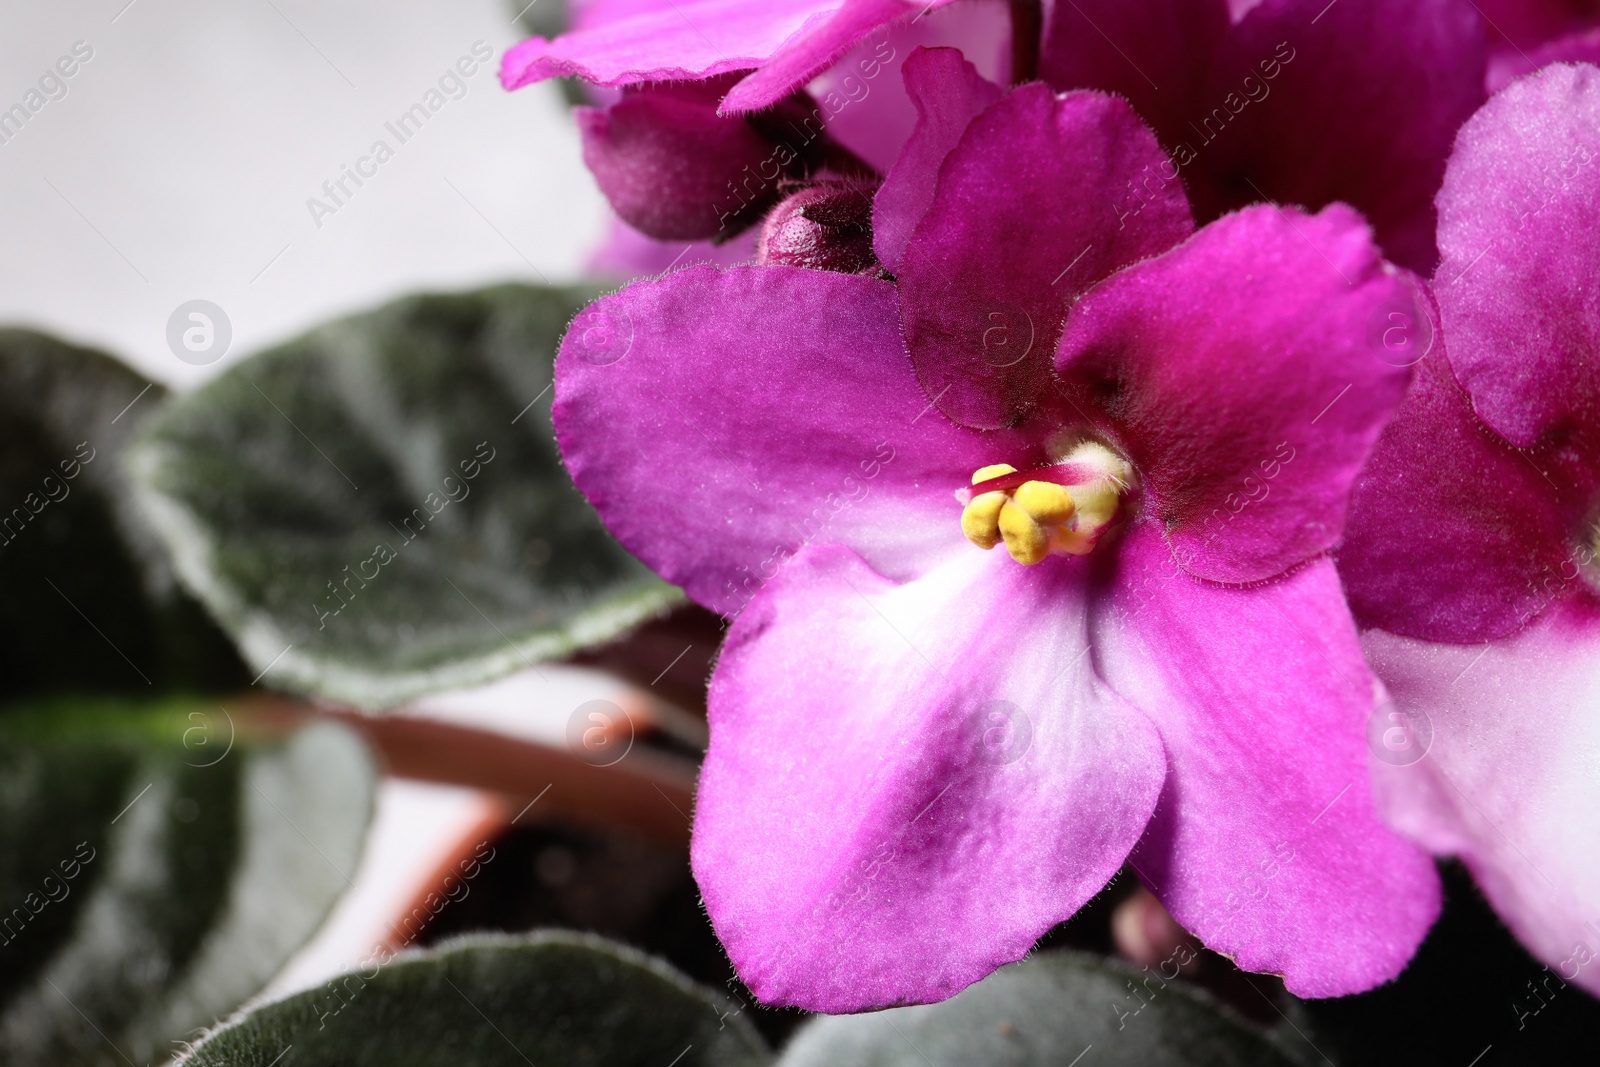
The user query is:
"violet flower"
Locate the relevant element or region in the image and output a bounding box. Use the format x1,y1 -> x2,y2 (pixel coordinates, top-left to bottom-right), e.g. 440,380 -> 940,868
513,0 -> 1490,275
1339,63 -> 1600,997
503,0 -> 1013,269
1039,0 -> 1488,273
504,0 -> 971,113
554,49 -> 1439,1010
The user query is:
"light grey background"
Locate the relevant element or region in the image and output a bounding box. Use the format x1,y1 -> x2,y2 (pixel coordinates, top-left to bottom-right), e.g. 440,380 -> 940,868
0,0 -> 601,388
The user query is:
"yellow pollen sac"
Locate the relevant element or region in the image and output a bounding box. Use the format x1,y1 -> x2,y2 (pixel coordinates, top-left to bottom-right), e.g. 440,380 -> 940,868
960,491 -> 1008,550
998,501 -> 1049,564
1012,480 -> 1076,525
959,441 -> 1133,565
972,463 -> 1018,483
960,464 -> 1016,551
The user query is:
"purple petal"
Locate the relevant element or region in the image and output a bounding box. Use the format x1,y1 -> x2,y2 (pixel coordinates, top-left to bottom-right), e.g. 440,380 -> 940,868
1038,0 -> 1230,151
1056,204 -> 1413,585
721,0 -> 958,114
1340,347 -> 1582,643
1366,599 -> 1600,998
553,264 -> 1039,618
810,1 -> 1010,173
577,82 -> 794,241
1097,525 -> 1442,998
1475,0 -> 1600,52
501,0 -> 851,89
1435,62 -> 1600,448
1488,26 -> 1600,91
587,215 -> 755,280
872,47 -> 1004,272
897,86 -> 1193,429
1198,0 -> 1486,273
694,545 -> 1166,1011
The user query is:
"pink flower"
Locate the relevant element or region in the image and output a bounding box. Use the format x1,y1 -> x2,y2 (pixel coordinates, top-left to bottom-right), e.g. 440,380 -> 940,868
505,0 -> 1009,258
554,50 -> 1439,1011
502,0 -> 969,113
1339,63 -> 1600,997
509,0 -> 1492,272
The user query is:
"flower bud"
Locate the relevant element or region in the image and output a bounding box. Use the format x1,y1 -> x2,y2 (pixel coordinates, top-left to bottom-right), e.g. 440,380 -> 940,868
577,74 -> 813,242
755,182 -> 880,274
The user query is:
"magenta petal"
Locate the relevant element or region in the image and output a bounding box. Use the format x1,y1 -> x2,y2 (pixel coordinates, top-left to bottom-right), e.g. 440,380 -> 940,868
587,215 -> 756,280
1340,348 -> 1578,642
872,47 -> 1003,273
721,0 -> 956,114
1038,0 -> 1230,150
1436,63 -> 1600,448
501,0 -> 847,89
694,545 -> 1166,1011
811,1 -> 1010,173
1475,0 -> 1600,53
577,87 -> 787,240
554,265 -> 1037,617
1199,0 -> 1485,272
1098,526 -> 1441,997
1057,204 -> 1412,585
898,86 -> 1193,429
1366,599 -> 1600,998
1488,26 -> 1600,91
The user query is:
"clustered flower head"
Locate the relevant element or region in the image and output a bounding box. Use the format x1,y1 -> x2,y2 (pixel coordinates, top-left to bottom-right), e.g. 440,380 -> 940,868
505,0 -> 1600,1010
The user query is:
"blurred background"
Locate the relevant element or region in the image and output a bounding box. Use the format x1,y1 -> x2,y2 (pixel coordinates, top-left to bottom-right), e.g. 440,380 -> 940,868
0,0 -> 600,388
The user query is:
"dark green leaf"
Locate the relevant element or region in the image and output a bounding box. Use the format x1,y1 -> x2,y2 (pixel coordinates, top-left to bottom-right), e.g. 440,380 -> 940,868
777,951 -> 1306,1067
177,930 -> 770,1067
0,330 -> 248,702
129,284 -> 679,708
0,700 -> 375,1066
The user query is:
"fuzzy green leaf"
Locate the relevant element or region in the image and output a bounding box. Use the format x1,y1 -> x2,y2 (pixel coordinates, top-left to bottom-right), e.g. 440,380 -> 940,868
0,701 -> 375,1066
0,330 -> 247,701
129,284 -> 678,708
778,951 -> 1306,1067
177,931 -> 770,1067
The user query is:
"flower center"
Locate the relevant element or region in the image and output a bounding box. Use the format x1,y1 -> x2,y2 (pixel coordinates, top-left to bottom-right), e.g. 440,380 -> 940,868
956,440 -> 1133,565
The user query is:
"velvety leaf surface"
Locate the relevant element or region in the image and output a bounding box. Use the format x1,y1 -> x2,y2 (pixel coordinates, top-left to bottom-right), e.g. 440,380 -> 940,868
0,701 -> 374,1067
176,931 -> 770,1067
0,330 -> 248,701
129,284 -> 678,709
777,951 -> 1302,1067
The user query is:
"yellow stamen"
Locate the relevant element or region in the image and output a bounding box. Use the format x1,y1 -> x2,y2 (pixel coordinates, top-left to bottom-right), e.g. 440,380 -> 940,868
960,491 -> 1008,550
998,500 -> 1049,564
960,463 -> 1016,550
959,440 -> 1132,565
1012,480 -> 1076,525
972,463 -> 1017,483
